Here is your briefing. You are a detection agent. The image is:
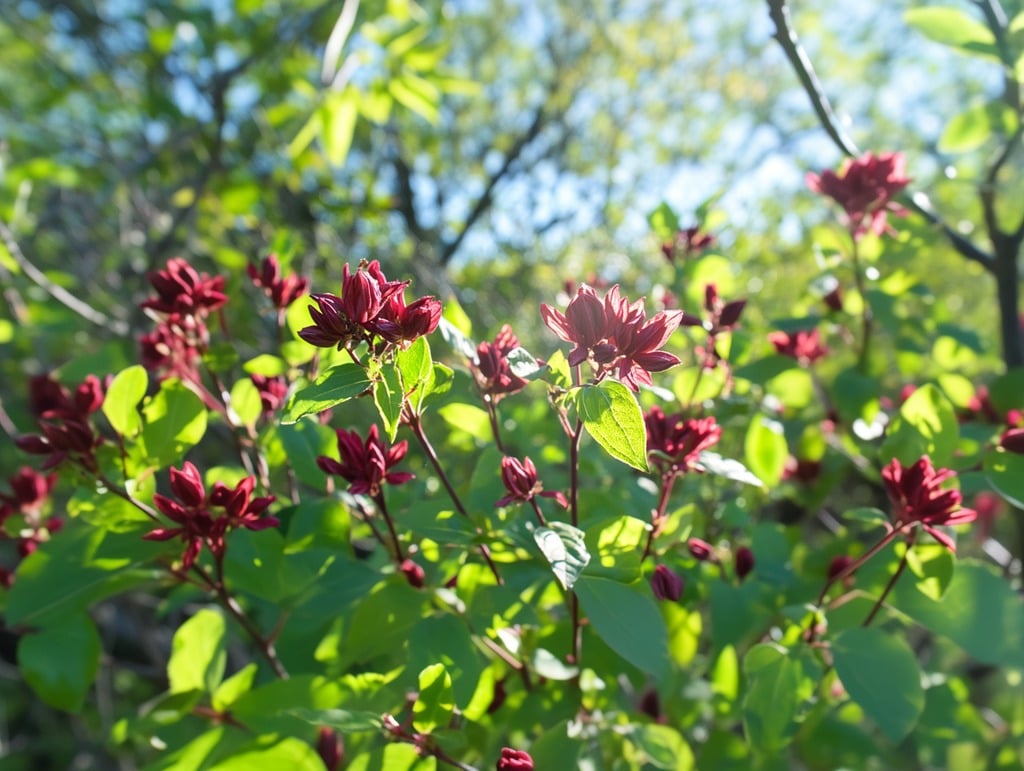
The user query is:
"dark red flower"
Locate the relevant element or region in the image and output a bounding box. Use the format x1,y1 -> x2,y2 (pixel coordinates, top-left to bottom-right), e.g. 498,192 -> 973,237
650,564 -> 683,601
827,555 -> 854,582
250,374 -> 289,415
768,328 -> 828,364
0,467 -> 57,521
645,407 -> 721,475
999,427 -> 1024,453
317,425 -> 414,497
541,284 -> 683,391
806,152 -> 910,238
496,747 -> 534,771
881,456 -> 977,552
823,284 -> 844,312
249,254 -> 309,309
495,456 -> 568,509
474,325 -> 532,401
315,727 -> 344,771
687,537 -> 715,562
783,456 -> 822,484
400,558 -> 425,588
372,292 -> 442,345
142,258 -> 227,317
735,546 -> 755,582
144,462 -> 278,569
661,226 -> 715,263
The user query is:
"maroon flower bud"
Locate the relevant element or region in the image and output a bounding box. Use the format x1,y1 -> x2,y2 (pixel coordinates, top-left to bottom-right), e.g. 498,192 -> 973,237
687,537 -> 714,562
638,687 -> 663,722
1000,427 -> 1024,454
823,285 -> 844,312
250,374 -> 289,415
827,555 -> 854,582
315,727 -> 344,771
400,559 -> 425,588
249,254 -> 310,309
0,567 -> 13,589
170,462 -> 206,507
14,435 -> 52,455
74,375 -> 105,415
735,547 -> 755,582
487,678 -> 507,714
495,456 -> 567,508
768,329 -> 828,364
650,564 -> 683,602
497,747 -> 534,771
3,467 -> 57,515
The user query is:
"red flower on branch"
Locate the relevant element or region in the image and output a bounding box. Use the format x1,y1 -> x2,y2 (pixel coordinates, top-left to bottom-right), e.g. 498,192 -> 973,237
644,407 -> 721,475
496,747 -> 534,770
806,152 -> 910,239
249,253 -> 310,309
0,467 -> 57,523
881,456 -> 977,552
661,226 -> 716,263
495,456 -> 567,508
141,257 -> 228,317
473,325 -> 532,401
541,284 -> 683,391
144,462 -> 278,569
250,374 -> 289,415
317,425 -> 414,497
768,328 -> 828,365
16,374 -> 106,471
650,564 -> 684,601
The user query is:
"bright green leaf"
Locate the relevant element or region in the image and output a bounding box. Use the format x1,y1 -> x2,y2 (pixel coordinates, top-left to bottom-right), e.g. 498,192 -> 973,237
286,707 -> 382,732
140,379 -> 208,466
743,416 -> 787,487
212,664 -> 258,712
168,608 -> 227,695
282,363 -> 371,424
534,521 -> 590,590
229,377 -> 263,427
208,738 -> 325,770
631,723 -> 695,770
575,381 -> 648,471
320,88 -> 359,166
102,365 -> 147,437
412,663 -> 455,733
373,365 -> 404,442
880,383 -> 958,467
984,447 -> 1024,508
904,7 -> 998,57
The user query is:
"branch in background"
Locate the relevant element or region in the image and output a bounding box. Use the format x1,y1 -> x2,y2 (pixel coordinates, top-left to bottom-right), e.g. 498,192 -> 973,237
766,0 -> 996,271
0,219 -> 130,336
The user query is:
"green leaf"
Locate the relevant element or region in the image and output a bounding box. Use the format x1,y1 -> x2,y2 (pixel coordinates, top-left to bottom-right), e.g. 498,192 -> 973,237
695,452 -> 763,487
168,608 -> 227,695
243,354 -> 288,377
102,365 -> 147,436
891,561 -> 1024,668
630,724 -> 695,770
880,383 -> 958,467
320,88 -> 359,166
212,664 -> 258,712
904,7 -> 998,58
18,614 -> 101,712
841,507 -> 889,528
648,201 -> 680,241
397,336 -> 434,412
437,402 -> 492,442
346,744 -> 436,771
140,379 -> 208,466
743,416 -> 787,488
984,448 -> 1024,508
389,73 -> 440,123
229,377 -> 263,427
906,542 -> 955,601
373,365 -> 404,442
534,521 -> 591,590
412,663 -> 455,733
285,707 -> 382,732
208,738 -> 325,771
282,363 -> 371,424
832,626 -> 925,742
575,381 -> 648,471
741,643 -> 804,752
939,103 -> 995,154
574,574 -> 670,677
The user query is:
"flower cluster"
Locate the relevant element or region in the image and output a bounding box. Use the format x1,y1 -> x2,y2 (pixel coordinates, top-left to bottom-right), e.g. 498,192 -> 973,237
250,374 -> 289,416
140,258 -> 227,381
472,324 -> 533,402
317,424 -> 414,497
541,284 -> 683,390
249,253 -> 309,310
644,406 -> 722,477
0,466 -> 62,587
679,283 -> 746,369
143,462 -> 278,569
806,151 -> 910,239
881,455 -> 977,552
15,374 -> 105,471
768,328 -> 828,365
299,261 -> 441,351
661,225 -> 715,263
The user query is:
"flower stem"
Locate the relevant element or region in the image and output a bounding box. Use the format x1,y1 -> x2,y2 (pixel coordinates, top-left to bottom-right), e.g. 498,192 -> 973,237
373,492 -> 405,562
641,473 -> 677,561
484,396 -> 506,453
850,236 -> 873,373
407,415 -> 503,584
862,531 -> 916,627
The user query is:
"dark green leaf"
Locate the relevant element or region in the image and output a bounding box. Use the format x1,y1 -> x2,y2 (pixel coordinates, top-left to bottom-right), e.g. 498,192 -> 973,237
575,574 -> 670,676
741,643 -> 804,752
575,381 -> 648,471
984,448 -> 1024,508
285,707 -> 382,732
18,613 -> 101,712
832,626 -> 925,742
282,363 -> 371,424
